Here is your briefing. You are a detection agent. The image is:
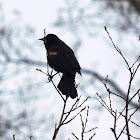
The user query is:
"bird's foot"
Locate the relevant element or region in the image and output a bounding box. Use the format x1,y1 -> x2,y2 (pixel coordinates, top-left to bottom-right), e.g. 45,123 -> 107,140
47,72 -> 59,83
47,74 -> 54,83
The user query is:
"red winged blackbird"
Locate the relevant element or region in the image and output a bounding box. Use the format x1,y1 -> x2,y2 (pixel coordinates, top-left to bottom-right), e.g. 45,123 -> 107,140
39,34 -> 81,99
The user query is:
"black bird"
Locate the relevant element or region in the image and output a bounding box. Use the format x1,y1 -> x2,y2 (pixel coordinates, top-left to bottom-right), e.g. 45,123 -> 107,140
39,34 -> 81,99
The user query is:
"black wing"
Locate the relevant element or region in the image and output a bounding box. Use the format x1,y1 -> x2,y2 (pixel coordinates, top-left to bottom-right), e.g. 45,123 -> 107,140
47,40 -> 81,75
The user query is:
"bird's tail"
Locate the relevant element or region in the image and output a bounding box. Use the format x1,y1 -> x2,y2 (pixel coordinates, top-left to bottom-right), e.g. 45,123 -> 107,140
58,73 -> 77,99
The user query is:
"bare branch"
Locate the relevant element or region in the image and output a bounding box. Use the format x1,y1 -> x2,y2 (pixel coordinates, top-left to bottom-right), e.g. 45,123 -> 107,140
72,133 -> 79,140
36,69 -> 65,102
104,26 -> 131,71
122,132 -> 140,140
30,136 -> 33,140
63,107 -> 86,125
52,98 -> 67,140
95,93 -> 115,116
130,55 -> 140,69
13,134 -> 16,140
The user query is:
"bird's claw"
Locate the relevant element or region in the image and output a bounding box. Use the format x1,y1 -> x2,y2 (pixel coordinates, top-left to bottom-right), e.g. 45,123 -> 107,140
47,74 -> 53,83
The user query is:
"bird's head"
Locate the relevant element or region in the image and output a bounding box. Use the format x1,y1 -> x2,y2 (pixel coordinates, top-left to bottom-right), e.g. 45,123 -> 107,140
39,34 -> 59,50
39,34 -> 58,43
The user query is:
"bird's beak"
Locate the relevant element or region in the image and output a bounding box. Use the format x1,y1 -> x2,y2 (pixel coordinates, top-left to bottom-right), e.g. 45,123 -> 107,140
38,38 -> 44,41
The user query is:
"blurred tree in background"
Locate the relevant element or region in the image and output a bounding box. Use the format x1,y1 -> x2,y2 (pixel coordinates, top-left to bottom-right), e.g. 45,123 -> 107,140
0,0 -> 140,139
53,0 -> 140,105
0,2 -> 53,139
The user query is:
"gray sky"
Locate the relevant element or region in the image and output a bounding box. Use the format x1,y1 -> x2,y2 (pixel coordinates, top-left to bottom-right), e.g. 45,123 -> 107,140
1,0 -> 140,139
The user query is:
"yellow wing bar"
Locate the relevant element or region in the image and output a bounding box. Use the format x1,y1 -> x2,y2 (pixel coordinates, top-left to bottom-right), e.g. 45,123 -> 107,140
49,51 -> 58,55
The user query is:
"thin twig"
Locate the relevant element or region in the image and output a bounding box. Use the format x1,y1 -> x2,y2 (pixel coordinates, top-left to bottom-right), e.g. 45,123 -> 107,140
123,132 -> 140,140
63,107 -> 86,125
130,55 -> 140,69
95,93 -> 115,116
84,127 -> 98,134
111,111 -> 117,139
117,106 -> 140,139
52,98 -> 67,140
72,133 -> 79,140
13,134 -> 16,140
89,133 -> 96,140
104,26 -> 140,140
104,26 -> 131,71
121,114 -> 140,128
64,96 -> 90,114
79,106 -> 97,140
117,89 -> 140,120
94,96 -> 114,117
36,69 -> 65,102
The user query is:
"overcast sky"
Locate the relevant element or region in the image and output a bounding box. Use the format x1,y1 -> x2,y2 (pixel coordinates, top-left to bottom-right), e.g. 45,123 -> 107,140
1,0 -> 140,139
